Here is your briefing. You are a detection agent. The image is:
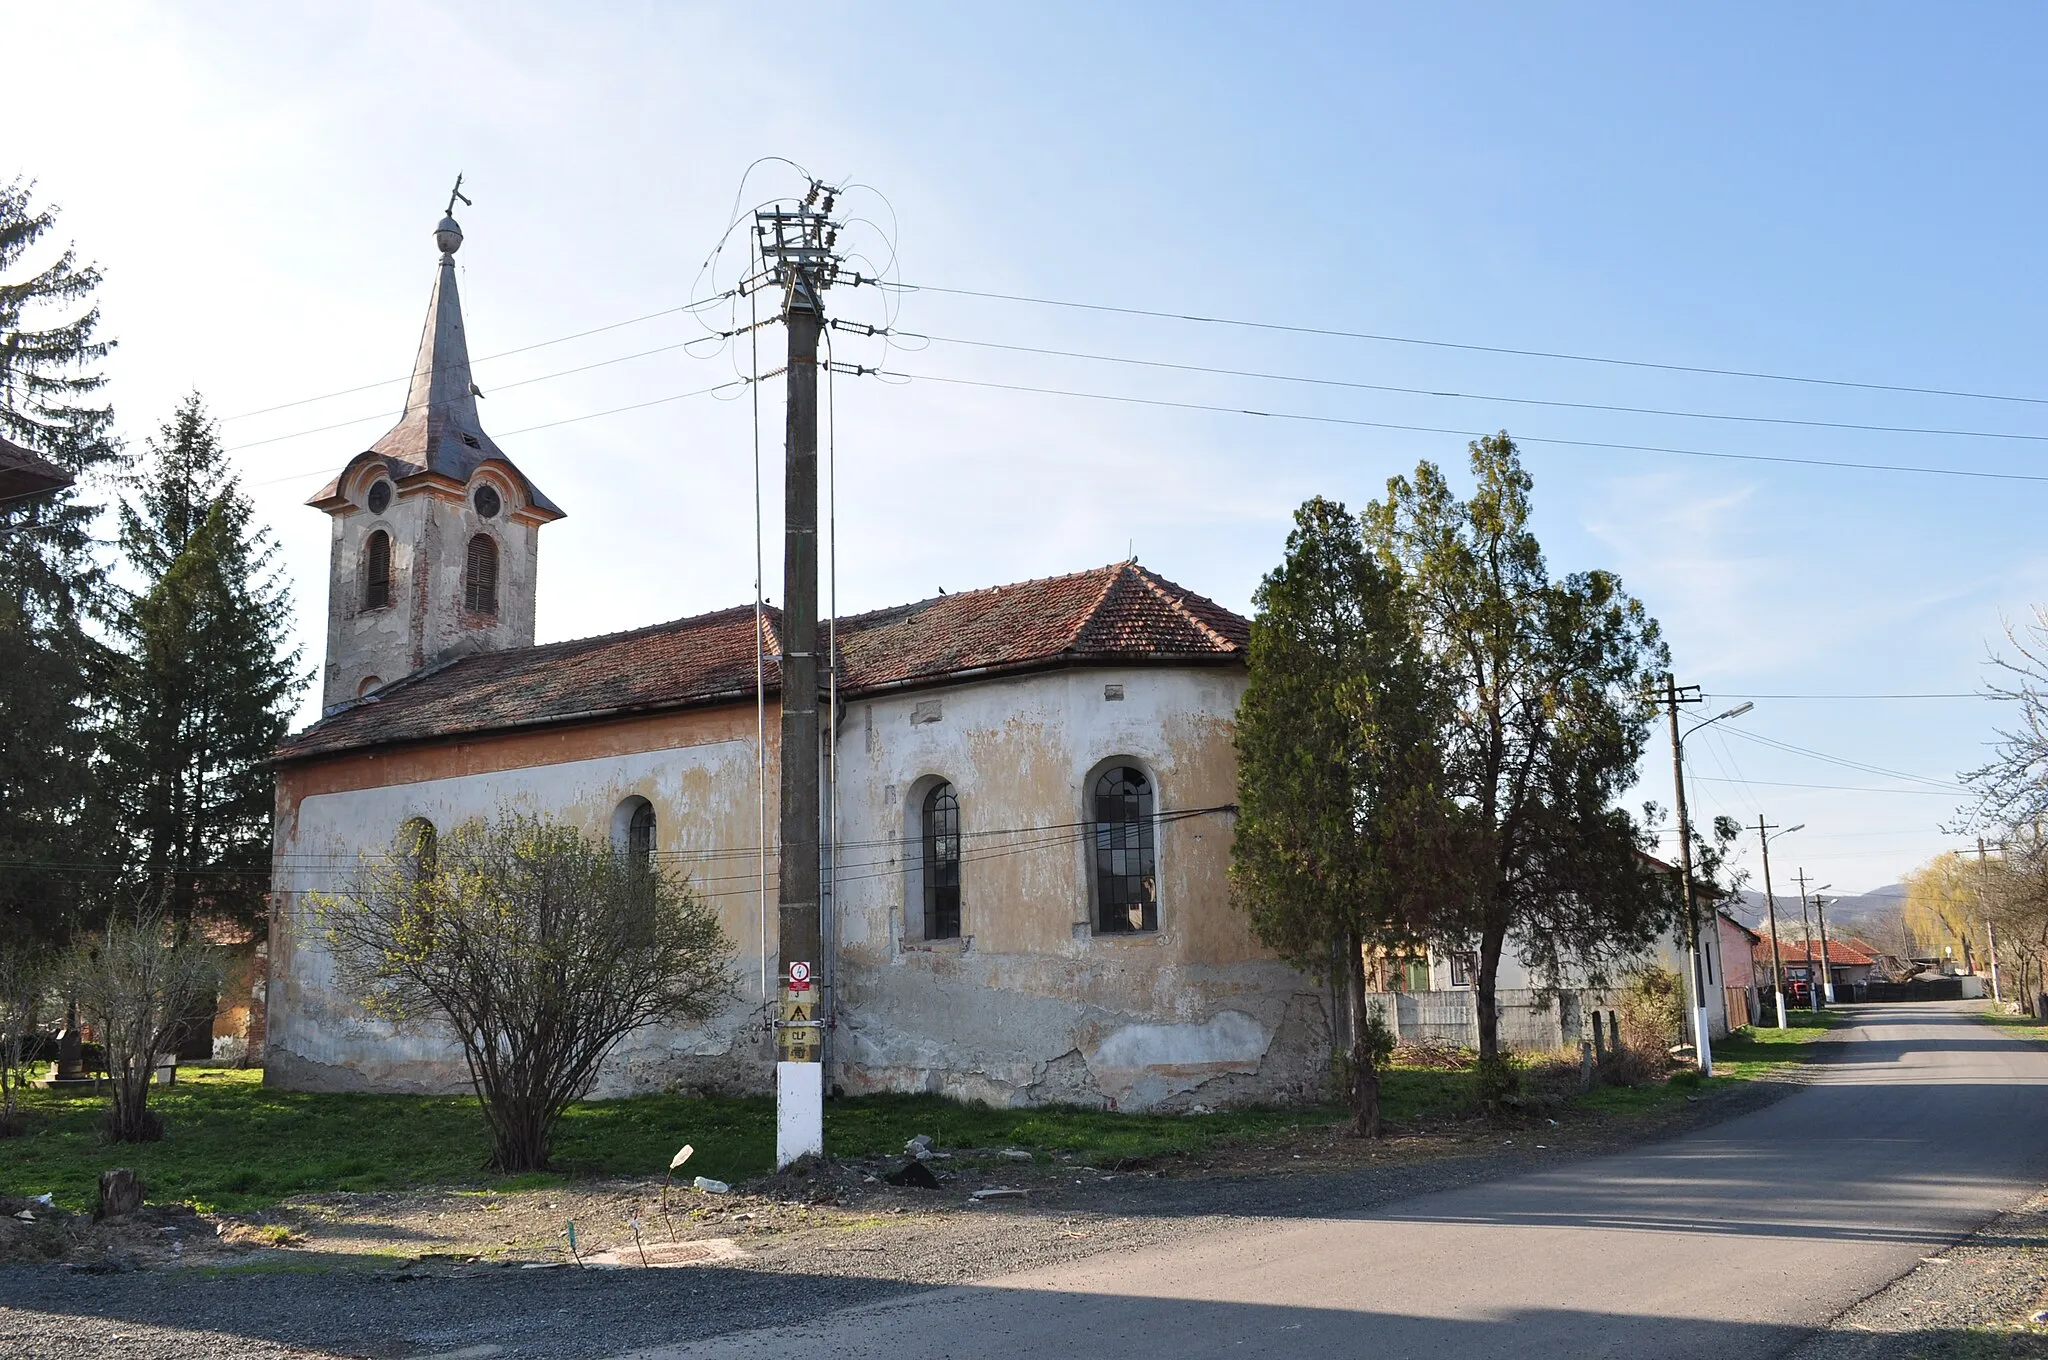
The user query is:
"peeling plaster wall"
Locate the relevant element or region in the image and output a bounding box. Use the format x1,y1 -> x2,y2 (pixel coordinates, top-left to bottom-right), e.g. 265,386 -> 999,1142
320,462 -> 541,711
830,665 -> 1329,1111
268,663 -> 1331,1111
267,707 -> 779,1096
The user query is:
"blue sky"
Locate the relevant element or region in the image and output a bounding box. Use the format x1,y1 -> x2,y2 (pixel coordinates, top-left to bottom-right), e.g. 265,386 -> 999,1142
11,2 -> 2043,893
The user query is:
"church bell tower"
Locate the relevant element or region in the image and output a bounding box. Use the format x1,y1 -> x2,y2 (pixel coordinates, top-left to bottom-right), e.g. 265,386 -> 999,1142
307,204 -> 563,713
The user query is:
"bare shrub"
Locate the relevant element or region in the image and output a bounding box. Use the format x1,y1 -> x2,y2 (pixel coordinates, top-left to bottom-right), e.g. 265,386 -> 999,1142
1597,1042 -> 1668,1087
1618,964 -> 1685,1056
66,915 -> 225,1142
316,812 -> 734,1172
1392,1039 -> 1473,1071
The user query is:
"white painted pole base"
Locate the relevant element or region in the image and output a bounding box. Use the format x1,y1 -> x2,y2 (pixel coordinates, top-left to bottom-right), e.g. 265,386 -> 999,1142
1774,993 -> 1788,1029
1823,983 -> 1836,1005
776,1061 -> 824,1168
1695,1006 -> 1714,1076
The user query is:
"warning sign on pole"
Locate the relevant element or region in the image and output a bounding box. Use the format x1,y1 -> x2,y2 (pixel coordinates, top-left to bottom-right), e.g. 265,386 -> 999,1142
776,961 -> 820,1062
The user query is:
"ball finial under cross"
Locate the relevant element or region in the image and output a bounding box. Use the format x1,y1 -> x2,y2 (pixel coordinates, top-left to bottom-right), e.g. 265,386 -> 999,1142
435,215 -> 464,256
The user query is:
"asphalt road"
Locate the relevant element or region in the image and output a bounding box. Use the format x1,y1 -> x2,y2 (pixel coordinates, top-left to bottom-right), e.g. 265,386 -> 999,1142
625,1003 -> 2048,1360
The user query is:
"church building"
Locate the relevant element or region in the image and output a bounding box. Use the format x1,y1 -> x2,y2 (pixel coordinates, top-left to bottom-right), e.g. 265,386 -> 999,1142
264,212 -> 1328,1111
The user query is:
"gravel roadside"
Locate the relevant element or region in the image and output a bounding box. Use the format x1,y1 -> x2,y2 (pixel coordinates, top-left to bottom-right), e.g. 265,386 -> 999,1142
1784,1188 -> 2048,1359
0,1076 -> 1805,1360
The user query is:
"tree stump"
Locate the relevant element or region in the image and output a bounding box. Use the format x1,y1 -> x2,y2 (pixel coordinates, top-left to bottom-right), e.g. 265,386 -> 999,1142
95,1168 -> 144,1221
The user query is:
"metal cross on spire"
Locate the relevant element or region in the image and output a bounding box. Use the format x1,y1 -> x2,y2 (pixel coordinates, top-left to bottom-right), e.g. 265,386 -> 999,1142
446,173 -> 472,217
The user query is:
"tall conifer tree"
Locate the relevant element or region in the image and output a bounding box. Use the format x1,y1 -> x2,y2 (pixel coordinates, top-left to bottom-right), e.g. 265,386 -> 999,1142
0,180 -> 121,945
106,395 -> 304,926
1230,497 -> 1453,1136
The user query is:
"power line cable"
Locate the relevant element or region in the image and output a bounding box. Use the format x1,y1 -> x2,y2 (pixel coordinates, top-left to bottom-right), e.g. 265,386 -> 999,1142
887,282 -> 2048,410
910,332 -> 2048,447
220,295 -> 736,424
1713,727 -> 1965,791
879,369 -> 2048,486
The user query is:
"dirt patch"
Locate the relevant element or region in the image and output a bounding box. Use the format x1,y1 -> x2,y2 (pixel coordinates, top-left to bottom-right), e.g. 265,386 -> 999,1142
0,1194 -> 260,1272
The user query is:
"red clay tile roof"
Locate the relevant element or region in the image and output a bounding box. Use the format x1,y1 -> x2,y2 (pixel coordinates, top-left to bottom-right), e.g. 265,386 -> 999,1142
277,561 -> 1245,761
1776,939 -> 1878,967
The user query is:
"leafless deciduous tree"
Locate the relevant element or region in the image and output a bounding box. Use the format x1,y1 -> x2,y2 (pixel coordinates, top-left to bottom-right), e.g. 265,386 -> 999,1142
1966,608 -> 2048,831
316,813 -> 734,1172
67,914 -> 224,1142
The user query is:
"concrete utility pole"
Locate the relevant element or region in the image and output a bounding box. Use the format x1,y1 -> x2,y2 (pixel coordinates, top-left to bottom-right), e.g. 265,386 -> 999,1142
758,186 -> 844,1168
1815,894 -> 1836,1004
1980,837 -> 2002,1005
1793,869 -> 1825,1012
1659,674 -> 1714,1076
1755,815 -> 1799,1029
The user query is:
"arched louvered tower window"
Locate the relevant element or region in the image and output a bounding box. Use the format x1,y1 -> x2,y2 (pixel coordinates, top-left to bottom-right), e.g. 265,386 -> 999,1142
463,533 -> 498,614
921,782 -> 962,940
362,530 -> 393,610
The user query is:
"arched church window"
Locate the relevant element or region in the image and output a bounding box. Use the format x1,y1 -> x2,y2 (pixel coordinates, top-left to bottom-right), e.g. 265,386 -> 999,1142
473,484 -> 501,519
921,782 -> 961,940
628,799 -> 656,874
398,817 -> 437,883
366,479 -> 392,514
1091,764 -> 1157,934
363,530 -> 393,610
464,534 -> 498,614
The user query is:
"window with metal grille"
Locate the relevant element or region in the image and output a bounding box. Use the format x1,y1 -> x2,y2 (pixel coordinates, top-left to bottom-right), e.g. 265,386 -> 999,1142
463,533 -> 498,614
1091,765 -> 1157,933
921,782 -> 961,940
362,530 -> 392,610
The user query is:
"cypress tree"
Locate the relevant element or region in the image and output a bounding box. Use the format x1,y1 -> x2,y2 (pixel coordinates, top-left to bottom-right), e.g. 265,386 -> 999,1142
0,179 -> 122,946
106,394 -> 305,927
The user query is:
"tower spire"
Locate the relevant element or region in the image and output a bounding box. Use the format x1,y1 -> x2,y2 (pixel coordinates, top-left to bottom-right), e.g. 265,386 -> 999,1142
401,209 -> 480,429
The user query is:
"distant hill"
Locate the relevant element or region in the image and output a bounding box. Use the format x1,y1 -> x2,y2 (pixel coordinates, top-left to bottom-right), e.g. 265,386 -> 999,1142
1723,883 -> 1906,936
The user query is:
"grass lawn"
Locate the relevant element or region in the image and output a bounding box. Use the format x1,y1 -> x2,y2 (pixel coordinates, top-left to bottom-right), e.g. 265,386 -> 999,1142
0,1026 -> 1828,1218
1975,1006 -> 2048,1037
1,1065 -> 1437,1215
1568,1008 -> 1844,1116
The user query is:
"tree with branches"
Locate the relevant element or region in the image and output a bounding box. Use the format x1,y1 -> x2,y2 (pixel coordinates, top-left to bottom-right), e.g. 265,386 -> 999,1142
104,394 -> 304,927
66,913 -> 224,1142
317,813 -> 733,1171
1361,434 -> 1674,1061
0,179 -> 123,947
1230,497 -> 1456,1137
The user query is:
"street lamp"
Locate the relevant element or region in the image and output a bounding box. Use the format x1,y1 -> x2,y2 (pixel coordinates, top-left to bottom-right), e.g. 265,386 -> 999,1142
1755,821 -> 1804,1028
1671,699 -> 1754,1076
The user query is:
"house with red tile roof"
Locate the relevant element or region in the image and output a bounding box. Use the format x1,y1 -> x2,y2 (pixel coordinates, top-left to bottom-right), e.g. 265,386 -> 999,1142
264,215 -> 1322,1111
1772,937 -> 1882,995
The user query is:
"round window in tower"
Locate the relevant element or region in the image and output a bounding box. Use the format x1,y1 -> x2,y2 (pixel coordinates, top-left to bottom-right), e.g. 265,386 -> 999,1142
473,484 -> 501,519
366,480 -> 392,514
